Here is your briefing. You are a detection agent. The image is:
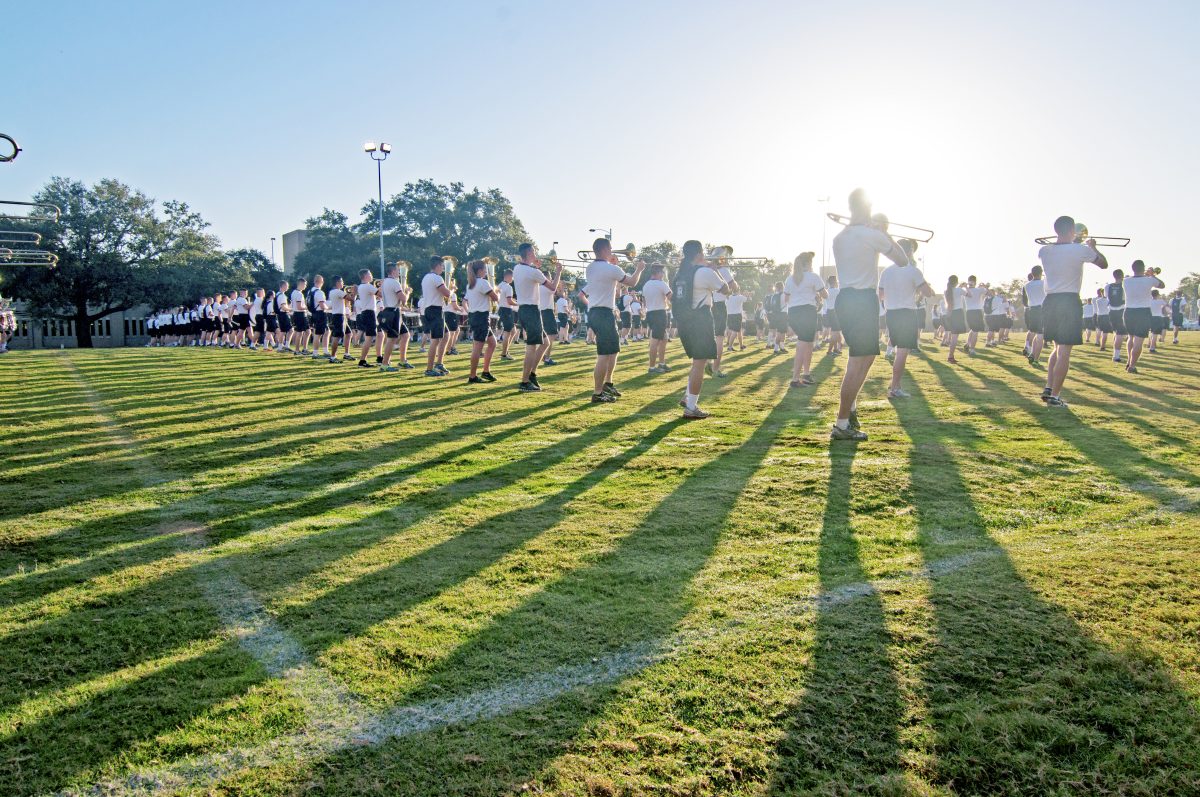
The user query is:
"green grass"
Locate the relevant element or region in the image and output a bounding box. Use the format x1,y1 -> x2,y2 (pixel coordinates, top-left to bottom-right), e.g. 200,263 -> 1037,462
1,334 -> 1198,796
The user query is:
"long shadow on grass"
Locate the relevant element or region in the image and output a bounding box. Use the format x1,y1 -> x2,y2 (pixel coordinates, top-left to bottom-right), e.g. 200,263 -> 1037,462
766,442 -> 907,793
894,379 -> 1200,792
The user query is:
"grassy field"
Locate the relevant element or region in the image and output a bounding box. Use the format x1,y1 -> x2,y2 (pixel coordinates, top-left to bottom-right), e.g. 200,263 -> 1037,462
2,333 -> 1199,796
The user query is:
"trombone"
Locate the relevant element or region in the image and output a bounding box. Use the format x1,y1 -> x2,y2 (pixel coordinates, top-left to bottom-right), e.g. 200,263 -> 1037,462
706,245 -> 770,265
0,231 -> 42,246
0,201 -> 61,223
575,243 -> 639,262
826,212 -> 935,243
0,134 -> 19,164
0,248 -> 58,267
1034,223 -> 1129,247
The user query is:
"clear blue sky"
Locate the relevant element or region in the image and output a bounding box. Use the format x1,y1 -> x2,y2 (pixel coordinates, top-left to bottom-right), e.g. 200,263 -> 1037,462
6,0 -> 1198,294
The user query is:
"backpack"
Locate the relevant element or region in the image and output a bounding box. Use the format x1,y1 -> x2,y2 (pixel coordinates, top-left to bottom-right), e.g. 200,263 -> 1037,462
1107,282 -> 1125,308
984,296 -> 994,314
671,265 -> 698,319
306,287 -> 317,314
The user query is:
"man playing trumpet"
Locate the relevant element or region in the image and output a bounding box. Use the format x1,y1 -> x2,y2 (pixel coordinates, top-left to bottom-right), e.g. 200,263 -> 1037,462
585,238 -> 646,403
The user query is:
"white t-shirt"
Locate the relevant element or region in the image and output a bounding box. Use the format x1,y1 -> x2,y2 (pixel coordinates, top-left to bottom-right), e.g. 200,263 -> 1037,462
1095,295 -> 1109,314
498,281 -> 515,307
824,286 -> 840,309
784,271 -> 826,308
381,277 -> 404,309
1024,279 -> 1046,307
691,266 -> 726,309
630,300 -> 642,316
311,288 -> 327,312
584,260 -> 626,311
991,297 -> 1009,315
1038,242 -> 1099,295
231,296 -> 247,314
1083,302 -> 1095,318
879,264 -> 928,311
1150,296 -> 1167,316
1123,275 -> 1162,309
356,282 -> 377,314
643,279 -> 670,312
513,263 -> 545,306
249,296 -> 263,318
963,285 -> 987,311
466,278 -> 493,313
328,287 -> 346,315
832,225 -> 894,290
289,289 -> 304,312
420,272 -> 446,311
555,296 -> 568,314
726,293 -> 745,315
538,283 -> 554,311
711,267 -> 734,303
276,293 -> 290,313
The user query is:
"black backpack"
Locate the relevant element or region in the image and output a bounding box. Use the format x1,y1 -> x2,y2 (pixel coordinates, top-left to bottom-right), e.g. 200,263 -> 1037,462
672,265 -> 698,319
306,287 -> 318,313
984,296 -> 994,314
1107,282 -> 1125,308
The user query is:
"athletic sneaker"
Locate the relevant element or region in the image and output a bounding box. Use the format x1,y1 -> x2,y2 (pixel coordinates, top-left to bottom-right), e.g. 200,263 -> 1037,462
1046,396 -> 1068,408
468,375 -> 485,384
328,357 -> 339,364
848,410 -> 861,431
789,380 -> 804,389
518,381 -> 541,392
448,347 -> 459,355
424,369 -> 443,377
591,392 -> 616,403
312,352 -> 323,359
831,425 -> 868,441
357,360 -> 371,368
713,369 -> 728,378
1041,387 -> 1053,401
602,383 -> 622,397
380,365 -> 399,372
529,372 -> 541,388
435,363 -> 449,375
683,406 -> 710,419
500,354 -> 513,361
1126,366 -> 1139,374
1113,355 -> 1122,363
648,366 -> 662,375
480,372 -> 496,382
660,363 -> 673,370
399,361 -> 414,369
543,357 -> 557,366
887,388 -> 911,399
801,374 -> 814,386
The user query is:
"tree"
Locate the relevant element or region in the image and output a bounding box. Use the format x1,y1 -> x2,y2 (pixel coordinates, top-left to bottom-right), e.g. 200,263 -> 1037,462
4,177 -> 221,347
292,209 -> 370,284
227,247 -> 279,290
1174,272 -> 1200,317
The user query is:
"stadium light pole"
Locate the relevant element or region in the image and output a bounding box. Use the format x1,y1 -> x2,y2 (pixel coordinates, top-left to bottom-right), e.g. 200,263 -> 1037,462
364,141 -> 392,274
817,197 -> 830,272
270,237 -> 276,270
588,226 -> 612,242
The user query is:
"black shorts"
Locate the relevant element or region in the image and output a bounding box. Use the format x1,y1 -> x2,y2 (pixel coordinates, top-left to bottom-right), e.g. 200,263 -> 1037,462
1123,307 -> 1152,339
424,306 -> 445,339
541,309 -> 557,336
1025,305 -> 1043,334
358,309 -> 377,337
886,308 -> 920,350
557,312 -> 569,329
834,288 -> 881,357
619,310 -> 632,330
949,308 -> 968,334
1152,316 -> 1169,334
769,312 -> 788,333
264,315 -> 278,332
329,313 -> 346,339
677,306 -> 718,361
1083,315 -> 1096,330
646,309 -> 668,341
1097,313 -> 1113,333
292,312 -> 309,332
1108,309 -> 1127,335
711,302 -> 728,336
518,305 -> 543,345
312,310 -> 328,335
499,307 -> 516,332
253,315 -> 265,334
1042,293 -> 1083,346
234,313 -> 249,330
588,306 -> 620,356
726,313 -> 743,333
1172,312 -> 1185,329
277,312 -> 292,332
823,311 -> 840,332
966,309 -> 986,333
378,307 -> 402,339
221,319 -> 233,333
445,311 -> 460,332
787,305 -> 819,343
468,311 -> 493,343
986,314 -> 1005,332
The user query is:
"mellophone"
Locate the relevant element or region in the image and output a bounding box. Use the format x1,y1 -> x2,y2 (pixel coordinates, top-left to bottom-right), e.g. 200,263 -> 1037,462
1034,222 -> 1130,247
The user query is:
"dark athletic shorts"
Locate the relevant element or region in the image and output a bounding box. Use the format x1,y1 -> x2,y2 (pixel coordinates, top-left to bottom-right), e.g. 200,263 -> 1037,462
1172,312 -> 1185,329
677,306 -> 718,361
468,311 -> 493,343
424,306 -> 445,339
711,302 -> 728,336
823,310 -> 841,332
558,312 -> 569,329
834,288 -> 881,357
787,305 -> 819,343
1042,293 -> 1083,346
253,315 -> 265,334
1108,309 -> 1126,335
1123,307 -> 1152,339
1152,316 -> 1169,334
265,315 -> 278,333
986,314 -> 1005,332
1097,313 -> 1113,333
277,312 -> 292,332
444,311 -> 460,332
769,312 -> 788,333
312,310 -> 328,335
1025,305 -> 1043,334
588,306 -> 620,356
1083,315 -> 1096,331
358,309 -> 377,337
221,319 -> 233,333
518,305 -> 543,345
378,307 -> 402,339
967,309 -> 986,333
292,311 -> 309,332
541,309 -> 557,337
726,313 -> 742,333
619,310 -> 632,330
949,308 -> 968,334
329,313 -> 345,339
886,308 -> 919,350
646,309 -> 668,341
499,307 -> 516,332
236,313 -> 250,330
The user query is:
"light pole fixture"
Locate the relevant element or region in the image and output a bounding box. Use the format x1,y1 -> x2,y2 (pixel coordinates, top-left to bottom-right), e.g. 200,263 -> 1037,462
270,237 -> 276,270
364,141 -> 392,274
588,227 -> 612,241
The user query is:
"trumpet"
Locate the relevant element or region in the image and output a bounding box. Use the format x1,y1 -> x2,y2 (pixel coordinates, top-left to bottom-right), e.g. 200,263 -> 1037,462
576,243 -> 639,261
826,212 -> 935,243
706,245 -> 769,265
1034,223 -> 1129,247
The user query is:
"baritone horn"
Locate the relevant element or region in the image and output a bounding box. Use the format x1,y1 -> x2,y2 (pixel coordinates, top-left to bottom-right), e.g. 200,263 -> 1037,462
1033,222 -> 1130,247
394,260 -> 410,285
826,212 -> 935,243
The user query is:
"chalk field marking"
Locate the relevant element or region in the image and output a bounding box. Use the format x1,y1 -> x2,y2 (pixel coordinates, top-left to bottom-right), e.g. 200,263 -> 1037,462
56,550 -> 996,796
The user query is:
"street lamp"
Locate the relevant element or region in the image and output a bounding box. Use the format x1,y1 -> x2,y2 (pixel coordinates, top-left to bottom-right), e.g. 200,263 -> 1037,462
588,227 -> 612,242
364,141 -> 392,274
817,197 -> 830,272
270,237 -> 276,270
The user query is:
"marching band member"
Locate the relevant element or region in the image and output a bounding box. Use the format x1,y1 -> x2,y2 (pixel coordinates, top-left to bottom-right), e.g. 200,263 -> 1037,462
824,275 -> 842,355
879,239 -> 933,399
829,190 -> 907,441
672,240 -> 726,419
1170,291 -> 1187,345
513,243 -> 562,392
275,280 -> 293,351
379,263 -> 412,372
498,268 -> 518,360
1120,260 -> 1164,374
1150,289 -> 1168,352
290,277 -> 310,355
464,259 -> 499,383
309,275 -> 329,359
944,276 -> 967,363
962,276 -> 988,356
765,282 -> 786,354
584,238 -> 645,403
1022,266 -> 1046,365
1094,288 -> 1111,350
708,253 -> 736,379
443,277 -> 463,357
233,289 -> 250,348
724,289 -> 745,352
1082,296 -> 1096,344
248,288 -> 265,349
326,276 -> 347,363
783,252 -> 826,389
420,256 -> 452,377
354,269 -> 379,368
538,273 -> 558,365
1038,215 -> 1108,407
643,264 -> 672,373
1106,269 -> 1127,363
555,288 -> 571,344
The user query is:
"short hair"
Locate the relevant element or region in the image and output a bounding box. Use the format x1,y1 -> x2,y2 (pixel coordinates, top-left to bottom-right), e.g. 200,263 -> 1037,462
1131,259 -> 1146,274
278,280 -> 289,289
430,255 -> 444,267
387,263 -> 399,277
517,243 -> 535,258
1053,215 -> 1075,235
1113,269 -> 1124,278
593,238 -> 612,255
334,276 -> 344,286
296,276 -> 307,285
358,269 -> 371,281
650,264 -> 665,278
848,188 -> 870,214
503,268 -> 513,277
1031,265 -> 1043,276
968,275 -> 977,284
312,274 -> 323,283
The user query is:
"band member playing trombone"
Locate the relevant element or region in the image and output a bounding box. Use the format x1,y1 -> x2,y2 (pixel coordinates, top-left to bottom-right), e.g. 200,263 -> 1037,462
878,239 -> 933,398
379,262 -> 412,372
585,238 -> 646,403
514,243 -> 563,391
829,190 -> 908,441
1038,215 -> 1108,407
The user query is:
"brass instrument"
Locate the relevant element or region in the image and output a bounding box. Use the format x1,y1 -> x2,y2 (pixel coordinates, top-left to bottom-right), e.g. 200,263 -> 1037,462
0,230 -> 42,246
706,245 -> 769,265
1034,222 -> 1129,247
0,248 -> 58,267
544,248 -> 589,266
0,201 -> 61,223
395,260 -> 410,285
0,134 -> 20,163
484,256 -> 499,312
827,211 -> 935,243
575,243 -> 638,262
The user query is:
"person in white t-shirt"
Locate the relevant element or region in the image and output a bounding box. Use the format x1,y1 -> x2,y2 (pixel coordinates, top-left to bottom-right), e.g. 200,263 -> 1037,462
463,259 -> 500,383
642,264 -> 673,373
673,239 -> 729,419
1022,266 -> 1047,365
783,252 -> 827,389
706,250 -> 738,378
326,277 -> 349,362
629,296 -> 644,342
512,243 -> 563,392
353,269 -> 380,368
1082,297 -> 1096,344
419,255 -> 454,376
274,281 -> 293,351
1094,289 -> 1111,350
497,269 -> 518,360
723,291 -> 745,352
555,290 -> 571,344
307,275 -> 330,358
248,288 -> 266,349
536,277 -> 558,365
961,276 -> 989,356
289,277 -> 310,354
878,239 -> 932,398
377,262 -> 413,372
1120,260 -> 1165,374
1149,289 -> 1169,353
584,238 -> 646,403
829,191 -> 907,441
1037,215 -> 1108,407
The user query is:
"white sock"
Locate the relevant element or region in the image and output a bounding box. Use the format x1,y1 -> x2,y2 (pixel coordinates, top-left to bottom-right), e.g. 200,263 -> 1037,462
835,418 -> 849,430
685,392 -> 698,411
